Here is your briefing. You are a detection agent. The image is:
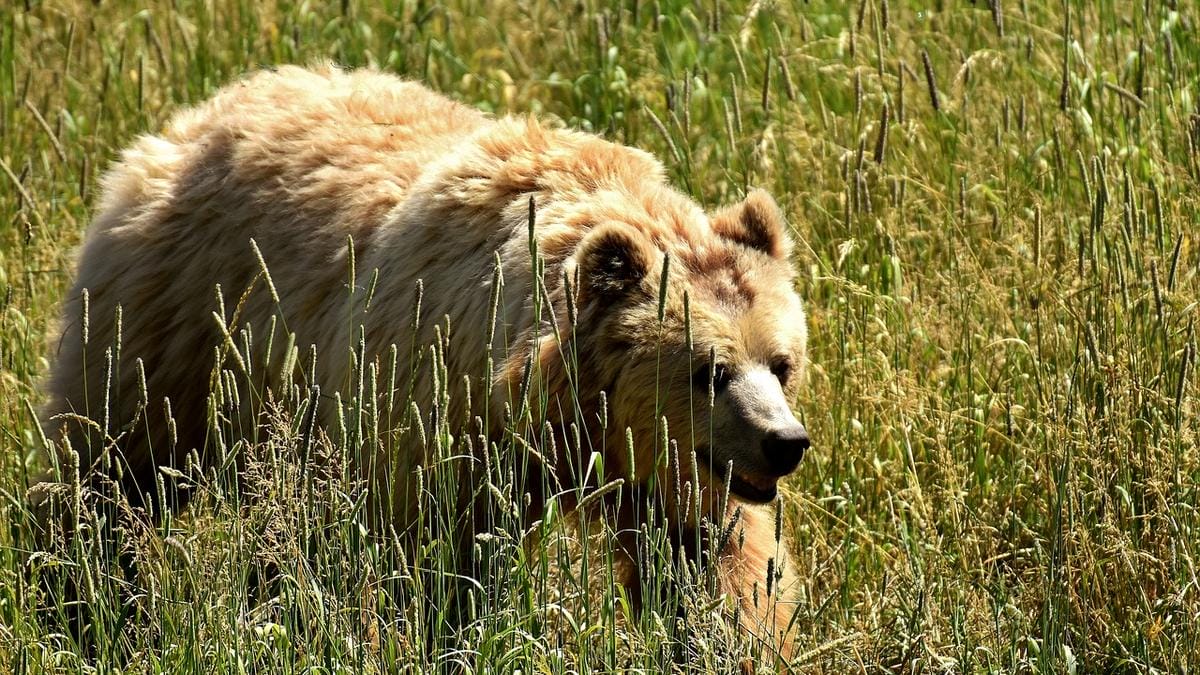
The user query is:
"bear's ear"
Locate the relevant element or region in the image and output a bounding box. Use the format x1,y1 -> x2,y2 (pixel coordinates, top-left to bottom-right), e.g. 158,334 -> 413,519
574,223 -> 658,303
710,189 -> 792,259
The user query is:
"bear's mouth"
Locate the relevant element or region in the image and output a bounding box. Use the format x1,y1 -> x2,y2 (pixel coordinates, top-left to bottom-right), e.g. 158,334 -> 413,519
706,458 -> 779,504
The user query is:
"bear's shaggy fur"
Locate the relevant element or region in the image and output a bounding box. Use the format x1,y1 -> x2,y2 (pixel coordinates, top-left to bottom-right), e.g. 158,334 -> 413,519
44,65 -> 810,654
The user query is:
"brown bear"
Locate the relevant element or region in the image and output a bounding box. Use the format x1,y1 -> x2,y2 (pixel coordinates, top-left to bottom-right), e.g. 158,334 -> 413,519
42,64 -> 811,656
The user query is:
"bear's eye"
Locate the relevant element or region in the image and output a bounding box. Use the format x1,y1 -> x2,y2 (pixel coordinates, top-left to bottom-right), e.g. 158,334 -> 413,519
770,358 -> 792,386
692,362 -> 731,395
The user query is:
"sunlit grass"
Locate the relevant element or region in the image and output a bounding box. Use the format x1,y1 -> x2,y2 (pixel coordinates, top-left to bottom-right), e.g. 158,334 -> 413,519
2,1 -> 1198,672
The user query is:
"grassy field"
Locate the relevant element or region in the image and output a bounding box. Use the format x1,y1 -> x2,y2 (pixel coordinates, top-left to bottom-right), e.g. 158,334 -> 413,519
2,0 -> 1199,672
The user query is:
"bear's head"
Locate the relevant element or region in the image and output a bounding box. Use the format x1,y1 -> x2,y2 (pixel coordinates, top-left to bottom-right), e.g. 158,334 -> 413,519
570,189 -> 809,509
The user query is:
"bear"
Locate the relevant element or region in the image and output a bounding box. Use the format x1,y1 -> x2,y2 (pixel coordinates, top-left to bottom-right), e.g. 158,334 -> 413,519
41,64 -> 811,658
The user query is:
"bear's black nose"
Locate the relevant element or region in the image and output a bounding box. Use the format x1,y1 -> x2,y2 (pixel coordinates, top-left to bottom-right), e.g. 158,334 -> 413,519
762,425 -> 809,475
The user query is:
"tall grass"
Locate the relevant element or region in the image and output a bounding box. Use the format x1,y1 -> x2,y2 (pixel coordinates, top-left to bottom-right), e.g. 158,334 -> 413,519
1,0 -> 1198,671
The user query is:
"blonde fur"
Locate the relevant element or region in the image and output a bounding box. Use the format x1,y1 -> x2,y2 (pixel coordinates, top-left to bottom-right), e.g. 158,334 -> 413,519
44,64 -> 808,657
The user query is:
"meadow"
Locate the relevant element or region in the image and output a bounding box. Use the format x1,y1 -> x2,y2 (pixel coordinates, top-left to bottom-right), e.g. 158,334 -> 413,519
1,0 -> 1198,672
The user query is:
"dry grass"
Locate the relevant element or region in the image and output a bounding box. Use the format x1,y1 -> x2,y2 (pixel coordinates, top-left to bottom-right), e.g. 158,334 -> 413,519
1,1 -> 1198,672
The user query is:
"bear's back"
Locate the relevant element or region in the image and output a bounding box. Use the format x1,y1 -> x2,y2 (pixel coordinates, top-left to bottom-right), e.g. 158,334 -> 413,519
163,65 -> 490,227
45,66 -> 491,486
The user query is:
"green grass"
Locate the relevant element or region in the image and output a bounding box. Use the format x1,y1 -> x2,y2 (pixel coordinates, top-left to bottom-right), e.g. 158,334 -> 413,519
2,0 -> 1199,671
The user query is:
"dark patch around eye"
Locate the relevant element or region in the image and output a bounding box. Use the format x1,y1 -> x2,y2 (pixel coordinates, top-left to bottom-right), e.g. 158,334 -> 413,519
770,358 -> 792,386
692,362 -> 731,394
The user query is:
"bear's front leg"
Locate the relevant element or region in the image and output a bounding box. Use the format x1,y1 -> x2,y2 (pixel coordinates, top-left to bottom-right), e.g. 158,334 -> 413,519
714,502 -> 799,662
605,495 -> 798,665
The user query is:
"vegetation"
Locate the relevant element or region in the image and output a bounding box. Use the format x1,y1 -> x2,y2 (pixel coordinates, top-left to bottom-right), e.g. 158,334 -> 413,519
2,0 -> 1198,671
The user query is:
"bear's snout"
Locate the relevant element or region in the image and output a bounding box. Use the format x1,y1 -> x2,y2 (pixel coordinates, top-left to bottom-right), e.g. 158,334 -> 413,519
762,425 -> 809,475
